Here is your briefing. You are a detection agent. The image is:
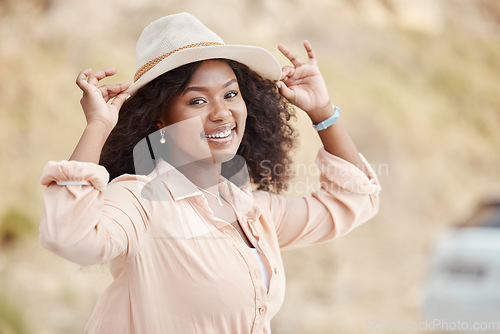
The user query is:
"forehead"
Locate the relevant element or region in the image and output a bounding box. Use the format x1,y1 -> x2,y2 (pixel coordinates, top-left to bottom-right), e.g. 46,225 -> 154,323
188,60 -> 237,85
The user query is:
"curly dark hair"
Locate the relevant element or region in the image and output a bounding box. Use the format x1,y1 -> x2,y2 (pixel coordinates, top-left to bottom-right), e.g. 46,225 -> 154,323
100,59 -> 296,192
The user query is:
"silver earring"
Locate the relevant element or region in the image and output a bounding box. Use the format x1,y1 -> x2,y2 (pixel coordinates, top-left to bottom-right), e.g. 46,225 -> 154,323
160,129 -> 166,144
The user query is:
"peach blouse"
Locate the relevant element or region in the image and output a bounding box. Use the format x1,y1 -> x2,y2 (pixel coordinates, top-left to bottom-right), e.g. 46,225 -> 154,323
39,148 -> 380,334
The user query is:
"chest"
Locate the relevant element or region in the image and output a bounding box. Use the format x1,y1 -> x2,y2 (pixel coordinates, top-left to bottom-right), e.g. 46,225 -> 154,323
207,195 -> 254,248
125,198 -> 287,319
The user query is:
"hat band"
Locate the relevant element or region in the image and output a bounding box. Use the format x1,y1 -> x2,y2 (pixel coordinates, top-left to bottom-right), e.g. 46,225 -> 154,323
134,42 -> 224,82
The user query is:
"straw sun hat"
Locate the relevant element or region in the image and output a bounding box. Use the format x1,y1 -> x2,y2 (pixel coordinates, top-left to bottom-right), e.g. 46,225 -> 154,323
125,12 -> 282,96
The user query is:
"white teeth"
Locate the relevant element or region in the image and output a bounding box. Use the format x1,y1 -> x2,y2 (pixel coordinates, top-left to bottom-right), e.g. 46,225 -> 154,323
205,129 -> 232,138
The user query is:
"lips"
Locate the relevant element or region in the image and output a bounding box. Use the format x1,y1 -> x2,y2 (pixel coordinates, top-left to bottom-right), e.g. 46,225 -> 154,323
204,128 -> 232,138
201,124 -> 236,144
201,124 -> 236,138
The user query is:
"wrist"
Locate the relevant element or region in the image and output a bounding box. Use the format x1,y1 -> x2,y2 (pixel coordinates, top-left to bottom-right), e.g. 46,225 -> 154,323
312,105 -> 341,131
308,102 -> 334,124
70,122 -> 112,164
86,120 -> 114,136
84,122 -> 114,146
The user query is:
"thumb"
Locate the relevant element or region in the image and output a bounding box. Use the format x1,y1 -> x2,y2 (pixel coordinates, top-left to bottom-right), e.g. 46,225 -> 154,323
277,81 -> 295,103
110,92 -> 131,110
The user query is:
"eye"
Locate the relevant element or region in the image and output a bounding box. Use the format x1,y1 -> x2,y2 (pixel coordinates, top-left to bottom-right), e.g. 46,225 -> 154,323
189,98 -> 206,106
225,90 -> 239,99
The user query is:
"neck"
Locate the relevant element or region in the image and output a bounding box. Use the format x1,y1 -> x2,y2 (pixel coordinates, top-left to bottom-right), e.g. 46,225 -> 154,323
158,140 -> 223,191
175,159 -> 222,192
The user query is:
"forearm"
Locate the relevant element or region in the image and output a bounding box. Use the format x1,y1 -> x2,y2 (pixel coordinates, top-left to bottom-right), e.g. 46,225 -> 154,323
318,120 -> 363,168
311,105 -> 365,174
69,121 -> 113,164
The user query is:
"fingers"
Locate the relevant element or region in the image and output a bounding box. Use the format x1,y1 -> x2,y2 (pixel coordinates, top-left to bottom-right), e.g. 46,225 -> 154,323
76,68 -> 119,92
99,82 -> 132,102
76,67 -> 131,105
76,68 -> 93,90
110,91 -> 131,110
87,68 -> 117,86
278,44 -> 303,68
276,80 -> 296,104
278,41 -> 317,68
280,66 -> 295,82
303,40 -> 317,65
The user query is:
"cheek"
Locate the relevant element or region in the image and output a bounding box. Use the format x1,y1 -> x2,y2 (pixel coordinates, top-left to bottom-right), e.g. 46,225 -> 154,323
162,99 -> 193,125
237,102 -> 248,127
238,112 -> 247,135
163,109 -> 183,126
163,117 -> 213,161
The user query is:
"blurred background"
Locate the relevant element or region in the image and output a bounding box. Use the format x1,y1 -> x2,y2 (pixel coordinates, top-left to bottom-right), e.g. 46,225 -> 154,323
1,0 -> 499,333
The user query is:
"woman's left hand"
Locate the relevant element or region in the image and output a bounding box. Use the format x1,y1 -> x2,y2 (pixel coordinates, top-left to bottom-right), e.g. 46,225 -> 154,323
277,41 -> 332,123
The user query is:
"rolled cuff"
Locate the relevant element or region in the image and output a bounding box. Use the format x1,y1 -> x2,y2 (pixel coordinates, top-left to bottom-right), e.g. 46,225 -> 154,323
40,160 -> 109,191
316,148 -> 381,194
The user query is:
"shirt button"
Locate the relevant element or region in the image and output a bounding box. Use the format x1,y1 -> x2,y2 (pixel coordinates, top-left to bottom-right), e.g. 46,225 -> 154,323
274,267 -> 278,274
259,307 -> 267,314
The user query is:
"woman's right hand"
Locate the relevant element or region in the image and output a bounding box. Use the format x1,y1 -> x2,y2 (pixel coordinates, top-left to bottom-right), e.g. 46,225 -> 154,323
76,68 -> 132,131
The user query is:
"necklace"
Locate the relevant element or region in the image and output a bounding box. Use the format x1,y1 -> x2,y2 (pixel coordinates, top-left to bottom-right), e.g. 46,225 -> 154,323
197,187 -> 223,206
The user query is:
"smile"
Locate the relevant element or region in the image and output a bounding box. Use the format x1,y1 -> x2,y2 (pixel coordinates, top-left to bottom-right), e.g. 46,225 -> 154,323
203,128 -> 232,139
201,125 -> 236,146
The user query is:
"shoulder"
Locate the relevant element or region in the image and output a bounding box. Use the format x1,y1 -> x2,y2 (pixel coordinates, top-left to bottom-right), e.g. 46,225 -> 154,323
252,189 -> 271,203
108,173 -> 151,192
252,189 -> 293,216
109,173 -> 151,186
106,173 -> 171,204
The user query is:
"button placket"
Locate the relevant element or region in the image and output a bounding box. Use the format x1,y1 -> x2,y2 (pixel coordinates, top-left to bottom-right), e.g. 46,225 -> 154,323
248,219 -> 259,237
232,245 -> 266,334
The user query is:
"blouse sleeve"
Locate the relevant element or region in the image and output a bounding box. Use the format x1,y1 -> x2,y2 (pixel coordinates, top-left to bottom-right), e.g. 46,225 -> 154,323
254,148 -> 381,251
39,160 -> 151,265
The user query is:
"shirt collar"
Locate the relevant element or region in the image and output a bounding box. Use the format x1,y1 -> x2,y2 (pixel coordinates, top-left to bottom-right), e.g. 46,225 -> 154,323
148,158 -> 261,221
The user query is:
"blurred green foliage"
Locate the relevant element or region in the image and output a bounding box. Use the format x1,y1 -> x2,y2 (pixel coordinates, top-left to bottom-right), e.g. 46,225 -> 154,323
0,209 -> 35,247
0,295 -> 29,334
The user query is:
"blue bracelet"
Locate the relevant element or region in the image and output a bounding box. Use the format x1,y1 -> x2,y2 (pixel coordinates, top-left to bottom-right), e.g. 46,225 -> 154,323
312,106 -> 341,131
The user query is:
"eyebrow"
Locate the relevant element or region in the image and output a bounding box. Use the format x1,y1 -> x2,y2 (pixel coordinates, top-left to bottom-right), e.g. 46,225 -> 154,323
182,78 -> 237,95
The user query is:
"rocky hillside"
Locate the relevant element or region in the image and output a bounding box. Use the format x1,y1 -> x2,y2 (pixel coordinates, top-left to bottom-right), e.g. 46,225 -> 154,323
1,0 -> 499,333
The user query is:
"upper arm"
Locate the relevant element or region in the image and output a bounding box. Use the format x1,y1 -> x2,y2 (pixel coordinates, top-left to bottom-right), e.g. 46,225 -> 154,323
39,160 -> 151,264
255,190 -> 343,250
254,149 -> 381,251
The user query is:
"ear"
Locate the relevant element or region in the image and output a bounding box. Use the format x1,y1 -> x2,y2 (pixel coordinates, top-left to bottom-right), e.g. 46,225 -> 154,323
153,120 -> 165,130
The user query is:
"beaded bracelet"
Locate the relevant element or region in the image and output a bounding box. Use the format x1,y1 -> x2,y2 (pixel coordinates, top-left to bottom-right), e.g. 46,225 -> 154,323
312,106 -> 341,131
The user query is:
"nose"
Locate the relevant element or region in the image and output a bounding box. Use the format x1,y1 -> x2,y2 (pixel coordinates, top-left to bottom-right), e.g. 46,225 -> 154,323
209,99 -> 232,122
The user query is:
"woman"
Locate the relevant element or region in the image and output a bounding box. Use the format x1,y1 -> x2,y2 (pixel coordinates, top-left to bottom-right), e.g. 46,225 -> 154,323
40,13 -> 380,334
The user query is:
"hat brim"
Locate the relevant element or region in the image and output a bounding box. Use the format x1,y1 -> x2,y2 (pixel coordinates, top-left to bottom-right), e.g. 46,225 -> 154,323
125,44 -> 282,96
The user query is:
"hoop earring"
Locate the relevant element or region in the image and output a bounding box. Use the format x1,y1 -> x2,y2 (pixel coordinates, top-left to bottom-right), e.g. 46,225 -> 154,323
160,129 -> 166,144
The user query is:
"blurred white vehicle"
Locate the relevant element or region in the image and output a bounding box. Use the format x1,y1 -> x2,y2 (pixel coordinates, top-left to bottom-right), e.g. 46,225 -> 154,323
423,201 -> 500,324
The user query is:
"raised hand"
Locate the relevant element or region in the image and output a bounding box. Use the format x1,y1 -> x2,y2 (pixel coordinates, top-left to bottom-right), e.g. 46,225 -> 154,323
277,41 -> 332,123
75,68 -> 131,130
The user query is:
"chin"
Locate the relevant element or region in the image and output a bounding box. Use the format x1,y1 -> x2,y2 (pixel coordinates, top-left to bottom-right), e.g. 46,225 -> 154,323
210,150 -> 239,164
205,134 -> 242,164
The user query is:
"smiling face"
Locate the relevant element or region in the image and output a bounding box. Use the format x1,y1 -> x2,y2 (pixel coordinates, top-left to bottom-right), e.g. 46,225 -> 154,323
157,60 -> 247,164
